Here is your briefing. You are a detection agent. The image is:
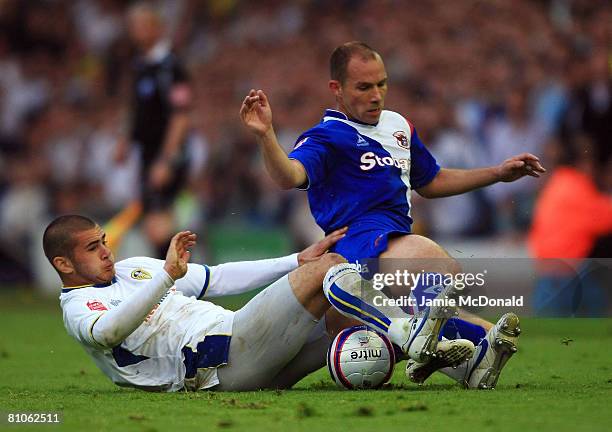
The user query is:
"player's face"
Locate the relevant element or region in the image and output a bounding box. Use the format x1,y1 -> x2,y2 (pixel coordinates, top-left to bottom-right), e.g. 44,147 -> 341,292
128,11 -> 161,51
333,55 -> 388,125
69,226 -> 115,285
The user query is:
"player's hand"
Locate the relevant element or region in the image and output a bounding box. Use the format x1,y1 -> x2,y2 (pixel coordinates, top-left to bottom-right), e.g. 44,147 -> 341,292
163,231 -> 197,280
496,153 -> 546,182
149,159 -> 173,190
240,89 -> 273,137
297,227 -> 348,266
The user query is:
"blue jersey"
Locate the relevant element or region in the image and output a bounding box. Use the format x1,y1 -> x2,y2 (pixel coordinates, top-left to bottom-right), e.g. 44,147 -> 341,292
289,109 -> 440,261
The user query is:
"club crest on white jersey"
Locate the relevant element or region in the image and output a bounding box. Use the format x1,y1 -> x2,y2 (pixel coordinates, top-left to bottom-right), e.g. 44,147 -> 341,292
131,269 -> 152,280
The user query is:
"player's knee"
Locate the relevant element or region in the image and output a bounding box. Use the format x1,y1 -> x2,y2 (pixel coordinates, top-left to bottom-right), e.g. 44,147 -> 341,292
446,258 -> 462,275
288,254 -> 349,318
320,253 -> 347,268
288,253 -> 346,295
310,253 -> 347,285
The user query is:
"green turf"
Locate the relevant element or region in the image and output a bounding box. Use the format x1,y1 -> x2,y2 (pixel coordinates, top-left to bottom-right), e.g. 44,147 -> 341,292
1,292 -> 611,432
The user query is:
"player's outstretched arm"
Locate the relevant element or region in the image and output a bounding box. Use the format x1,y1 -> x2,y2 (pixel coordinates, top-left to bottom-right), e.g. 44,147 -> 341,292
202,227 -> 348,298
416,153 -> 546,198
90,231 -> 196,348
240,89 -> 307,189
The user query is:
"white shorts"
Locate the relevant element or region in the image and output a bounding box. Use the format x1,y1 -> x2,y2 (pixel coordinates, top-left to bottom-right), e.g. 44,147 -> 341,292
215,275 -> 331,390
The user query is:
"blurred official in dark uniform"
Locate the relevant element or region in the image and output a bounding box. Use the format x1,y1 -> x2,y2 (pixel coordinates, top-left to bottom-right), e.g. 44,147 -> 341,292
115,2 -> 192,258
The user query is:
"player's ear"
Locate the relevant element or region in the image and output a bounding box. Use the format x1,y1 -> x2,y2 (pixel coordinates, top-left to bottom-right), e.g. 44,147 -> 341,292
52,256 -> 75,275
329,80 -> 342,97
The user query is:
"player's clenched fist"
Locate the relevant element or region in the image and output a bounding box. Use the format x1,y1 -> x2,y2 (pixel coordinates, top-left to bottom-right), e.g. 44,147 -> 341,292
163,231 -> 197,280
240,89 -> 273,137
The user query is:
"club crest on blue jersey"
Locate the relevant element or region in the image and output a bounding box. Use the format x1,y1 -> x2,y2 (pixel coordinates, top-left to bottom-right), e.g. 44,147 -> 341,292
393,131 -> 409,150
131,269 -> 152,280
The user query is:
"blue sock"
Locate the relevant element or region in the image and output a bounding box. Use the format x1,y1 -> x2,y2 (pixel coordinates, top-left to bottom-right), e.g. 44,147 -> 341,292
441,318 -> 486,345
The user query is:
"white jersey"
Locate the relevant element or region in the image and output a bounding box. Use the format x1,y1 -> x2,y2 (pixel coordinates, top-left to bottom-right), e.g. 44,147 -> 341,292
60,257 -> 234,392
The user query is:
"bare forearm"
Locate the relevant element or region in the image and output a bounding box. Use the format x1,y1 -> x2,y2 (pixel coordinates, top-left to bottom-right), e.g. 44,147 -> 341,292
240,89 -> 307,188
418,167 -> 500,198
160,113 -> 190,161
257,128 -> 306,189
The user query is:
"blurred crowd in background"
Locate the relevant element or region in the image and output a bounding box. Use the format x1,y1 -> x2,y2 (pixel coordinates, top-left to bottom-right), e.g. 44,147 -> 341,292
0,0 -> 610,285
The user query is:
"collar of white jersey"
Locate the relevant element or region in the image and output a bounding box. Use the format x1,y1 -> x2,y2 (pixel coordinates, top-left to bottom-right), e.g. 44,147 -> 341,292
323,109 -> 380,127
61,276 -> 118,293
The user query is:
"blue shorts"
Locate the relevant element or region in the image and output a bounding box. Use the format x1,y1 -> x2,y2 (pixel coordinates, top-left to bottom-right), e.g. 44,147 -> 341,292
330,227 -> 410,263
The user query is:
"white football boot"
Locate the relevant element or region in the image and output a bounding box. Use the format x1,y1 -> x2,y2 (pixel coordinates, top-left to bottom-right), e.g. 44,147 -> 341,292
405,338 -> 476,384
441,312 -> 521,389
388,281 -> 462,363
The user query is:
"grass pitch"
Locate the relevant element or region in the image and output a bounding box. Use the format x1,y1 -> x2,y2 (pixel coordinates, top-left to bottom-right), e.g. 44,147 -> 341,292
1,291 -> 611,432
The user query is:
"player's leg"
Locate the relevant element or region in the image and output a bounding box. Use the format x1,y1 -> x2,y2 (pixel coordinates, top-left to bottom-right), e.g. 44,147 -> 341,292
267,308 -> 362,389
322,263 -> 469,364
381,233 -> 463,272
265,255 -> 476,389
382,234 -> 492,343
266,317 -> 332,389
379,234 -> 496,382
269,305 -> 476,390
215,253 -> 345,391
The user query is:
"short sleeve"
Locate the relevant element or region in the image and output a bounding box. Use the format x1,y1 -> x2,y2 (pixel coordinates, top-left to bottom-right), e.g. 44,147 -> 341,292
174,263 -> 211,299
62,296 -> 107,348
409,128 -> 440,189
288,135 -> 330,190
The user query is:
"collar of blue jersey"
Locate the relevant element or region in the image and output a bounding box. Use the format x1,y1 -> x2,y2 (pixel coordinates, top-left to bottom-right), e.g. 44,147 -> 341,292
323,109 -> 379,126
61,276 -> 118,293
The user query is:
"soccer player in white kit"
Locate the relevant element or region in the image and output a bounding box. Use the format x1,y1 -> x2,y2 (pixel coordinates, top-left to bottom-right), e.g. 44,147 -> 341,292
47,215 -> 474,392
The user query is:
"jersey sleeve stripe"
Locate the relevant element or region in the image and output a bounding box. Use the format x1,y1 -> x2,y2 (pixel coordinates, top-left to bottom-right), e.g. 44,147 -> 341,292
197,265 -> 211,299
401,115 -> 414,136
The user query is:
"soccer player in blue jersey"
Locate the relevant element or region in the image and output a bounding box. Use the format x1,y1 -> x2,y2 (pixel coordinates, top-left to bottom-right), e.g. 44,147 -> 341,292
240,41 -> 541,389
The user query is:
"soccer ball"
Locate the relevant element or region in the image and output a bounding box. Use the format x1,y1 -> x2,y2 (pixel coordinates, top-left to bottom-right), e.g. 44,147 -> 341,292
327,325 -> 395,389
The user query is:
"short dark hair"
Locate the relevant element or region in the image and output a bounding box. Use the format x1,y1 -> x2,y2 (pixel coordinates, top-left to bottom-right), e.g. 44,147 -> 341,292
330,41 -> 379,84
43,215 -> 97,265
